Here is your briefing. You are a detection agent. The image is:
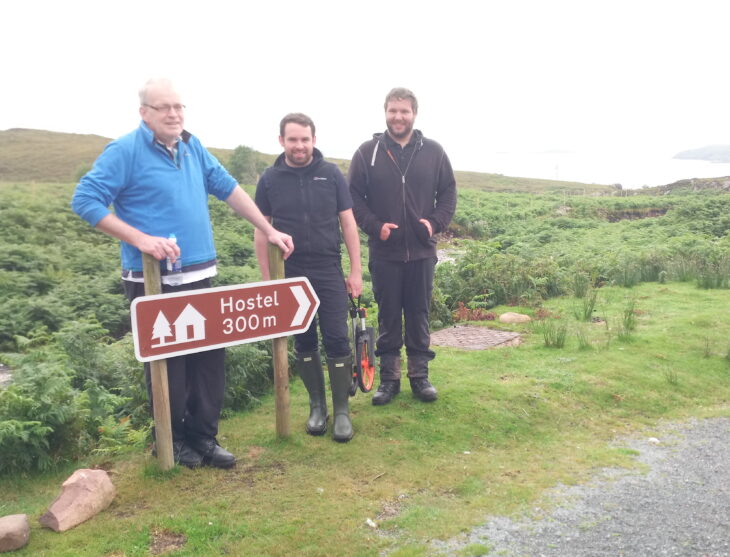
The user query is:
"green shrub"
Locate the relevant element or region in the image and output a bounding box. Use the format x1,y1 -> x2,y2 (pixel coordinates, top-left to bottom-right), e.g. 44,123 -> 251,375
223,342 -> 276,415
0,418 -> 53,473
105,334 -> 149,427
94,415 -> 150,457
0,362 -> 86,473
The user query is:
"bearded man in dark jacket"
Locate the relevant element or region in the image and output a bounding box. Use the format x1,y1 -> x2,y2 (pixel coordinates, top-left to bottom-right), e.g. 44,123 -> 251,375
348,88 -> 456,405
255,113 -> 362,441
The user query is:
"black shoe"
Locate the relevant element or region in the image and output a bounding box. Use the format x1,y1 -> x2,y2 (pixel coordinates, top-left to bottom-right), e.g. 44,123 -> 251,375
187,437 -> 236,469
410,377 -> 438,402
372,380 -> 400,406
152,441 -> 204,469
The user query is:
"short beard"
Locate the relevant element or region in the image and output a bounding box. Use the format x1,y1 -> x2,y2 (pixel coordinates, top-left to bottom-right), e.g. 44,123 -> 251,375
387,122 -> 413,140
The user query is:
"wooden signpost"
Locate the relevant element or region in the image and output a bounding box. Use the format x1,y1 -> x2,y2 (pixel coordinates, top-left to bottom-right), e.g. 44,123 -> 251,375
137,250 -> 318,468
268,244 -> 290,438
142,254 -> 174,470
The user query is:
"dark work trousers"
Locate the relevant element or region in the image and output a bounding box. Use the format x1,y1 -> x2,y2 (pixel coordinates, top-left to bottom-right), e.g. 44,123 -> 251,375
369,257 -> 436,379
285,257 -> 350,358
124,278 -> 225,443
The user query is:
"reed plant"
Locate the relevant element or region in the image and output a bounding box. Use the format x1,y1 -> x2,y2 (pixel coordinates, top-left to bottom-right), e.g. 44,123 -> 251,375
575,325 -> 592,350
571,272 -> 591,299
573,289 -> 598,322
617,298 -> 637,342
533,319 -> 568,348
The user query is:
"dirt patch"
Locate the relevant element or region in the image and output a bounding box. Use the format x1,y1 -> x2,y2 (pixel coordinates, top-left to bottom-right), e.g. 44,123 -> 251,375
246,445 -> 265,460
431,325 -> 522,350
376,497 -> 406,521
150,529 -> 186,555
217,451 -> 286,490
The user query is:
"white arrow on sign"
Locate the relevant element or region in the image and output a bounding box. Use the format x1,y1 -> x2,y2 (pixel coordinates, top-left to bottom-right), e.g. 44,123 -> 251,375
290,285 -> 312,327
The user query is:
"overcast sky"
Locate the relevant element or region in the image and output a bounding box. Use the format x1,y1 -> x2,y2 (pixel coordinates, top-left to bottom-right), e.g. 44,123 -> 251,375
3,0 -> 730,181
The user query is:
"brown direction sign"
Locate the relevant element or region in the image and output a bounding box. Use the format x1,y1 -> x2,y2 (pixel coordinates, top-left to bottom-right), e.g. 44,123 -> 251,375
130,278 -> 319,362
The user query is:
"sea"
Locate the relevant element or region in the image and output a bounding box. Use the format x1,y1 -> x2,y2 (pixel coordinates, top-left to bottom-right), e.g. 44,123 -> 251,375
474,151 -> 730,190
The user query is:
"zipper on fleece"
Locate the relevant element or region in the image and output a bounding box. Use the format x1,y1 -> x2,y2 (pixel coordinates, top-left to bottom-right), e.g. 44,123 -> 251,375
384,146 -> 418,262
300,175 -> 311,254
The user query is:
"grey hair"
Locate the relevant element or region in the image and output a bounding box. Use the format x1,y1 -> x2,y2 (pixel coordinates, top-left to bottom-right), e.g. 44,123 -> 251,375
138,78 -> 176,106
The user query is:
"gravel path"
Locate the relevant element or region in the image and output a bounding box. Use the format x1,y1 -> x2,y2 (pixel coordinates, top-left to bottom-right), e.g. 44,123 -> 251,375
432,417 -> 730,556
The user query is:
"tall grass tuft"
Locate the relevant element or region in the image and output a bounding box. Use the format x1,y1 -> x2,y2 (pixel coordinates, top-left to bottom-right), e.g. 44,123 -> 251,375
696,256 -> 730,289
571,272 -> 591,299
575,325 -> 592,350
668,256 -> 697,283
573,289 -> 598,322
622,298 -> 637,330
703,337 -> 712,358
664,368 -> 679,386
617,298 -> 637,342
603,317 -> 612,349
533,319 -> 568,348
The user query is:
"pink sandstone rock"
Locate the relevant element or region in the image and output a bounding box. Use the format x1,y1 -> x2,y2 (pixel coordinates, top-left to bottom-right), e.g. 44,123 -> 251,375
499,312 -> 531,324
0,514 -> 30,552
39,469 -> 115,532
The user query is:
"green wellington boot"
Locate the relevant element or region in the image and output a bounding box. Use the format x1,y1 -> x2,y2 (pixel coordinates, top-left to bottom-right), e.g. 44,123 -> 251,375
327,355 -> 354,442
295,351 -> 328,435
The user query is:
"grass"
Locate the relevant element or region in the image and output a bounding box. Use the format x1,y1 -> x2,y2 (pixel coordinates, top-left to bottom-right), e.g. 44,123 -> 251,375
2,281 -> 730,556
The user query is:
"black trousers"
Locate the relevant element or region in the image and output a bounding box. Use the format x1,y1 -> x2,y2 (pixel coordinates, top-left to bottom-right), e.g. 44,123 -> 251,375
369,257 -> 436,379
124,279 -> 225,442
285,258 -> 350,358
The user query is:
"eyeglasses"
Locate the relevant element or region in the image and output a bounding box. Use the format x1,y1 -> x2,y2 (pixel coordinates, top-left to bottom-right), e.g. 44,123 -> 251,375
143,103 -> 186,113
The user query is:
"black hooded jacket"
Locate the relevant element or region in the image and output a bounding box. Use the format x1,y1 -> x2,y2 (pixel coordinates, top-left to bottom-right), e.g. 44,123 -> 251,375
255,148 -> 352,262
348,130 -> 456,262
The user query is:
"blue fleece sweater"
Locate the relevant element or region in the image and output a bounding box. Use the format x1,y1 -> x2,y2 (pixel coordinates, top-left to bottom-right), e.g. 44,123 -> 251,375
72,122 -> 237,273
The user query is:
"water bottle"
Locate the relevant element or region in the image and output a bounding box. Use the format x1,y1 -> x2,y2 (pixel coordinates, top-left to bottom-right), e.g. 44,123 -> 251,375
166,234 -> 183,286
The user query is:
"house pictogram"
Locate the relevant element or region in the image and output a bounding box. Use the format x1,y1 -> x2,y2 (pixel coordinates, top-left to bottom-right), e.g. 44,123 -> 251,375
150,304 -> 206,347
173,304 -> 206,342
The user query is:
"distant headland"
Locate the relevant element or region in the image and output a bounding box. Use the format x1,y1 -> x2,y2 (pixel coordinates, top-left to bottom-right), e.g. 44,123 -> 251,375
674,145 -> 730,163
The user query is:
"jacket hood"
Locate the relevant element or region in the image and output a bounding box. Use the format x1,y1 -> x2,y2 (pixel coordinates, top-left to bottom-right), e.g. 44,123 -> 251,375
367,130 -> 424,168
372,129 -> 424,144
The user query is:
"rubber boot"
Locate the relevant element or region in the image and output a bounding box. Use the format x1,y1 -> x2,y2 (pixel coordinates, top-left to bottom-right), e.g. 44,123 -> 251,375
327,355 -> 354,442
296,351 -> 328,435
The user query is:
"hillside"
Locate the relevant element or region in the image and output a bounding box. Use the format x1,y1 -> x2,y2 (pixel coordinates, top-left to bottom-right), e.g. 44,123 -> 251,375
0,129 -> 112,182
631,175 -> 730,195
0,128 -> 615,194
453,169 -> 615,194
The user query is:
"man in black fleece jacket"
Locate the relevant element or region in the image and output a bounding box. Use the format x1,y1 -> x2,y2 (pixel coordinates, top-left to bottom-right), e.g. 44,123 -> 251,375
255,113 -> 362,442
349,88 -> 456,405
